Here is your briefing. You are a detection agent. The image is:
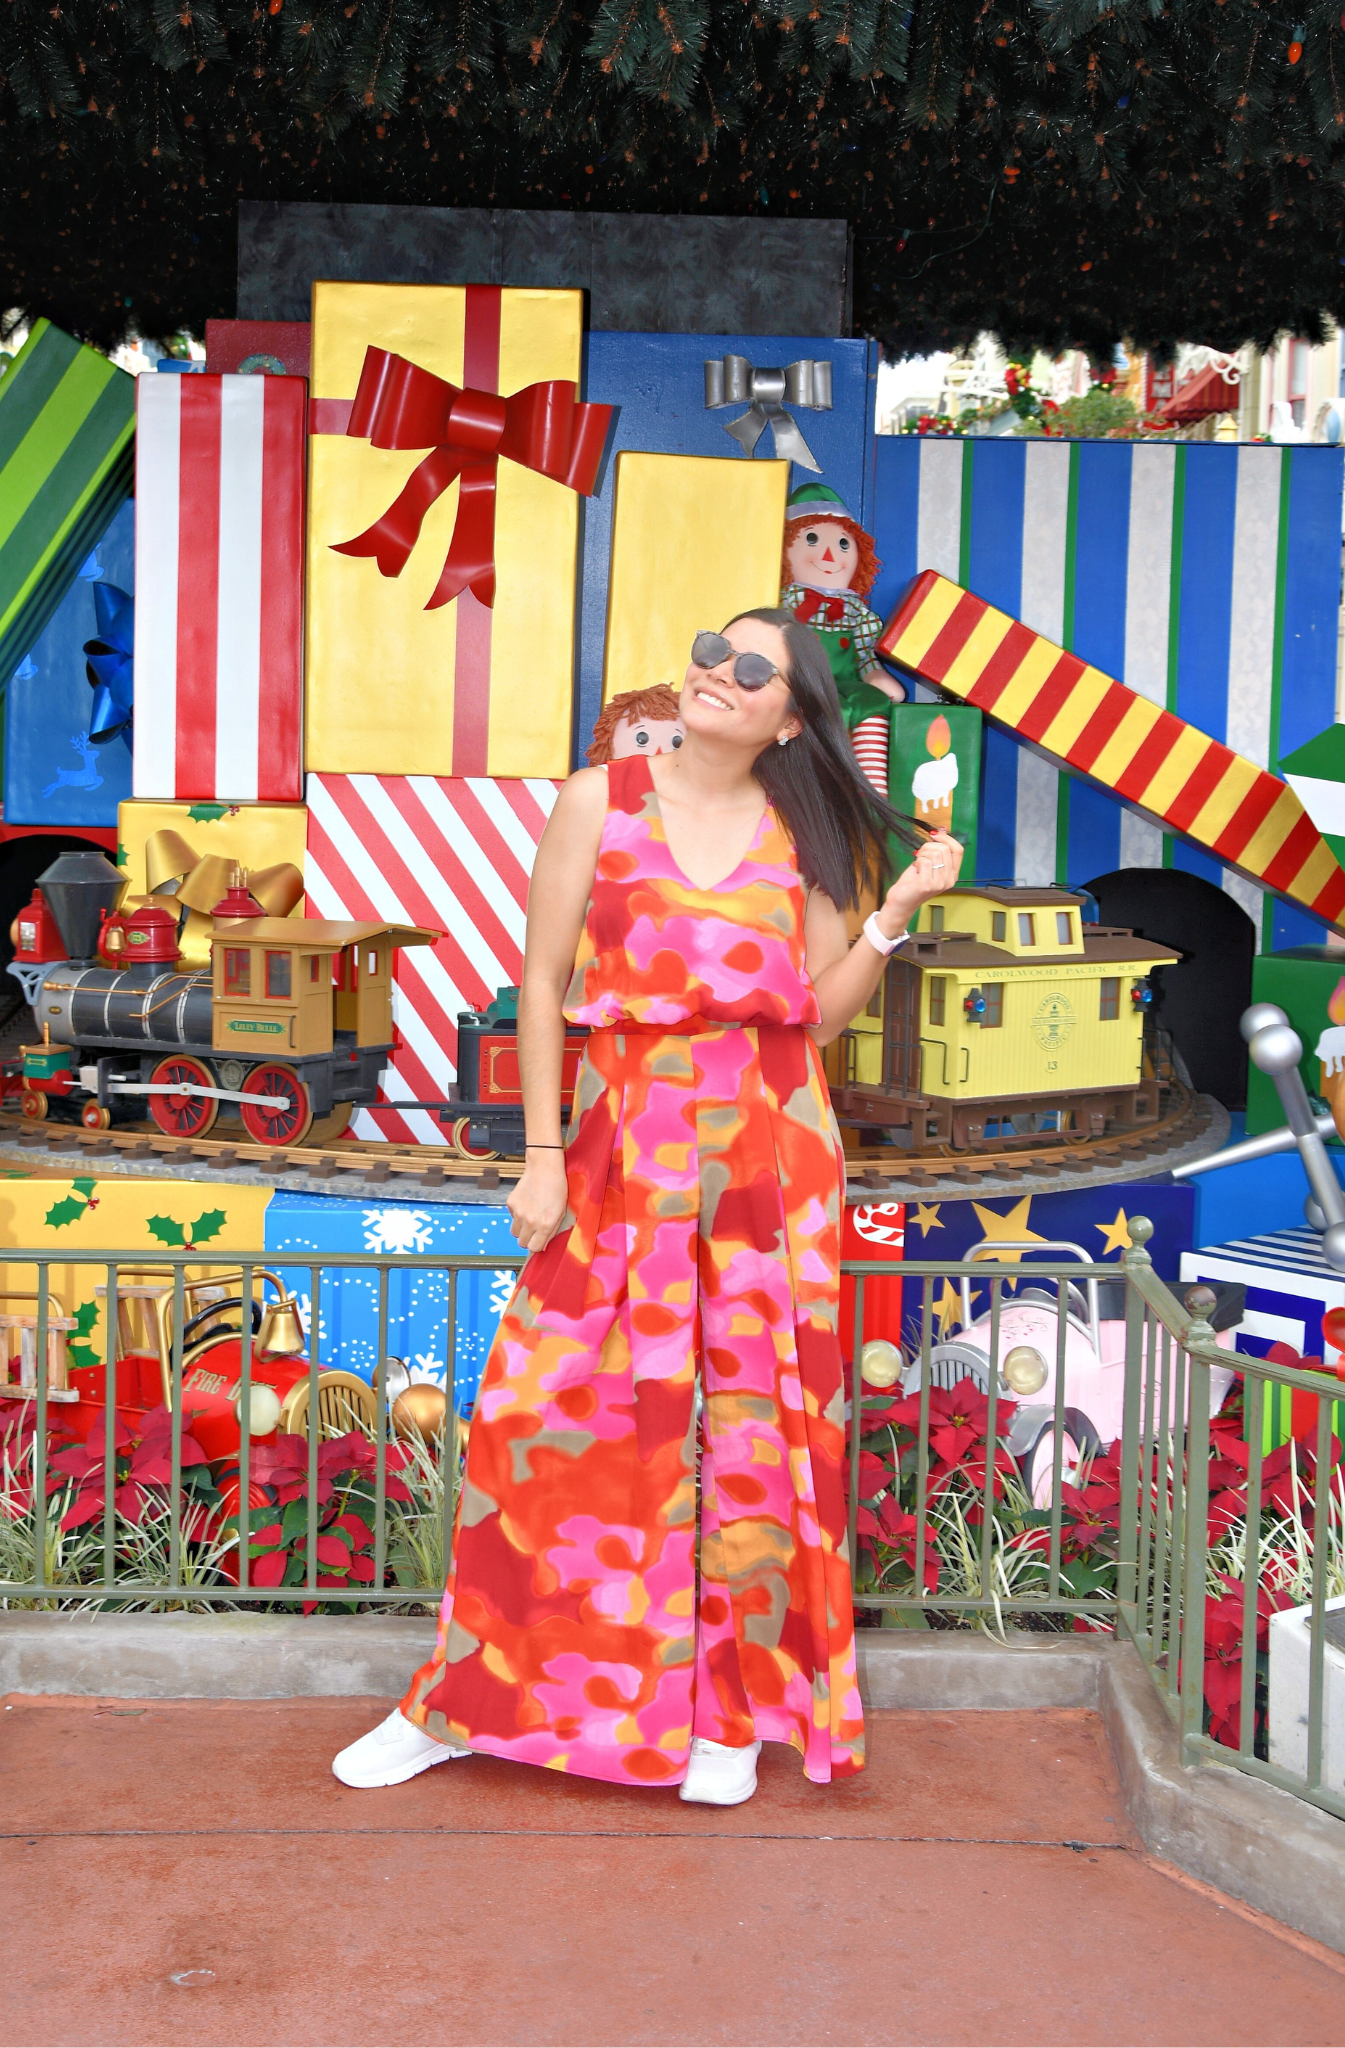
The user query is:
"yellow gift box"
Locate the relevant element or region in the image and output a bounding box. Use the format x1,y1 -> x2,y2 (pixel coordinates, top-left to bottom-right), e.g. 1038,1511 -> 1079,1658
0,1175 -> 271,1400
602,454 -> 789,702
118,800 -> 309,969
306,282 -> 593,779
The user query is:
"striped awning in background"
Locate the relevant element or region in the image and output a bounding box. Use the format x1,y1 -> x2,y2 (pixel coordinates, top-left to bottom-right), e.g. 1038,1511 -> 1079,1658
304,774 -> 560,1143
869,437 -> 1344,946
880,570 -> 1345,931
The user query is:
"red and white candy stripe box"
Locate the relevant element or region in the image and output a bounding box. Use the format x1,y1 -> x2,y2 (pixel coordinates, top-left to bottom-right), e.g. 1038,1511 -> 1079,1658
304,773 -> 561,1144
133,374 -> 305,802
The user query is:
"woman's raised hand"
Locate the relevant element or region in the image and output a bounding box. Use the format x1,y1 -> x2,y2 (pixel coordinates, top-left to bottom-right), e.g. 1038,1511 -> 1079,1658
881,828 -> 964,928
506,1153 -> 571,1255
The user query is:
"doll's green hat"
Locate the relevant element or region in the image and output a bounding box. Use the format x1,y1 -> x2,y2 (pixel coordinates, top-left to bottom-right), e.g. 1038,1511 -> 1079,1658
785,482 -> 855,524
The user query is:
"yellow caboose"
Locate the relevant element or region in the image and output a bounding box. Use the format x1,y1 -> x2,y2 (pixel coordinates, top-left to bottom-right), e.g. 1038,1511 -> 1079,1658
827,885 -> 1179,1152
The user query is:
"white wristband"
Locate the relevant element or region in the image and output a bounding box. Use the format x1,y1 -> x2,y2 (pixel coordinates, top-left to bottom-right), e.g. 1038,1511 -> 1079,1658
862,911 -> 906,957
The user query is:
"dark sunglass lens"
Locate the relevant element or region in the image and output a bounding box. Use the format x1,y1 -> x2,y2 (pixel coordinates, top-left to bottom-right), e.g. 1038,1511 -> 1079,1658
732,654 -> 777,689
692,631 -> 732,667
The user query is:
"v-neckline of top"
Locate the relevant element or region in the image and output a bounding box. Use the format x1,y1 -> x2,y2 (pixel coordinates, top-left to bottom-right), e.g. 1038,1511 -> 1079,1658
642,759 -> 773,894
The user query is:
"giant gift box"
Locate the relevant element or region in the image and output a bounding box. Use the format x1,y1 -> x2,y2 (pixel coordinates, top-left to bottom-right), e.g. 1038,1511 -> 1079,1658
602,454 -> 789,702
117,799 -> 309,969
0,1174 -> 271,1405
266,1191 -> 520,1410
0,322 -> 135,690
873,438 -> 1344,932
5,499 -> 134,827
133,373 -> 306,803
580,332 -> 877,747
1180,1226 -> 1345,1448
304,773 -> 559,1142
306,283 -> 611,779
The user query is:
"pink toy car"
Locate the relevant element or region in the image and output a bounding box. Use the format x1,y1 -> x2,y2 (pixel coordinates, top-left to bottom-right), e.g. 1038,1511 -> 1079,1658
906,1239 -> 1244,1505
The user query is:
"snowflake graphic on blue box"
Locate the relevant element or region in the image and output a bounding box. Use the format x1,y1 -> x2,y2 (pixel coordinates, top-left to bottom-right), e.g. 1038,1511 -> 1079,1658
264,1192 -> 519,1408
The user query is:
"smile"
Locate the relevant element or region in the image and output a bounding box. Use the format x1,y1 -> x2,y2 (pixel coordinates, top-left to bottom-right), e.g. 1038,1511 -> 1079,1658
695,688 -> 732,712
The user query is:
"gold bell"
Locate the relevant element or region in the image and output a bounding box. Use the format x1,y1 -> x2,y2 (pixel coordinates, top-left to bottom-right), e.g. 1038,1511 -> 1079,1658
257,1290 -> 306,1358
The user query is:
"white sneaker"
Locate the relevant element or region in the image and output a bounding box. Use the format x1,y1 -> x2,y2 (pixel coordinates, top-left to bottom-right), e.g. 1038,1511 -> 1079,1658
678,1736 -> 761,1806
332,1708 -> 471,1789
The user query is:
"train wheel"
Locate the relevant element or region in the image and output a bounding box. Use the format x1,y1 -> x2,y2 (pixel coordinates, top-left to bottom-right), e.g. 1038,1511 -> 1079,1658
306,1101 -> 354,1147
450,1116 -> 499,1162
239,1063 -> 312,1147
80,1102 -> 111,1131
20,1090 -> 47,1121
148,1055 -> 219,1140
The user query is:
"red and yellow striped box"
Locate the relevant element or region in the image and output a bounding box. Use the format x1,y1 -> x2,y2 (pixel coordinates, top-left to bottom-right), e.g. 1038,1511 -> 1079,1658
880,571 -> 1345,929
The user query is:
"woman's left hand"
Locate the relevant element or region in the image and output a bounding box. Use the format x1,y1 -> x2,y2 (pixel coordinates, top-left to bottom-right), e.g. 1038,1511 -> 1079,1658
881,828 -> 964,929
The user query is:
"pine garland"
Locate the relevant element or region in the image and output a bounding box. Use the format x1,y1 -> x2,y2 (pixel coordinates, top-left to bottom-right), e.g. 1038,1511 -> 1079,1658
0,0 -> 1343,355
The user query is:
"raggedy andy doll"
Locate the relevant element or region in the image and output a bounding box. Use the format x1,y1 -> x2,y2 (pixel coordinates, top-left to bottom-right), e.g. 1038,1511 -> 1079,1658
780,482 -> 905,795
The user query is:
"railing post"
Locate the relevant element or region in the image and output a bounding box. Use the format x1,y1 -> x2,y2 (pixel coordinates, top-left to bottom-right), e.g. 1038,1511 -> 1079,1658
1116,1217 -> 1153,1625
1179,1317 -> 1214,1763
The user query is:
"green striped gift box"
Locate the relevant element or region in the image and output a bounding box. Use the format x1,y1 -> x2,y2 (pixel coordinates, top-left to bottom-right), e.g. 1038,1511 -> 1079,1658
0,320 -> 135,685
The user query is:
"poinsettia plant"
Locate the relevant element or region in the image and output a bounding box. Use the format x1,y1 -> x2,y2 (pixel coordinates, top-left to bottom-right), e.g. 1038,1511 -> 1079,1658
46,1405 -> 220,1533
232,1429 -> 417,1612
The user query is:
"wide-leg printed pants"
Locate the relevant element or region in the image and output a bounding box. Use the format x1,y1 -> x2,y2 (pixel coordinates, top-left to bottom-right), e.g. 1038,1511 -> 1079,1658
401,1020 -> 865,1786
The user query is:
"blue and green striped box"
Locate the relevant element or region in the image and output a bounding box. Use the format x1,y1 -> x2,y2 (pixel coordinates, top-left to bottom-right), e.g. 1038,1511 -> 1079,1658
0,320 -> 135,689
872,436 -> 1345,947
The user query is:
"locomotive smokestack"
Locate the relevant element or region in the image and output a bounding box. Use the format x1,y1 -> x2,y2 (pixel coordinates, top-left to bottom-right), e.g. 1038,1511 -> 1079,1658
37,850 -> 126,965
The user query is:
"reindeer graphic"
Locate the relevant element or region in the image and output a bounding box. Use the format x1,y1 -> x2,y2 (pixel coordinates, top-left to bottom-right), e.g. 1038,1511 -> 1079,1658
41,733 -> 104,798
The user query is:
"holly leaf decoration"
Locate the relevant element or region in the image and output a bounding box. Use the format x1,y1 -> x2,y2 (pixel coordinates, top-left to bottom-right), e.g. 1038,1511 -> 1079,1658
188,1209 -> 227,1247
187,803 -> 228,823
116,845 -> 127,869
72,1179 -> 97,1199
146,1215 -> 188,1248
66,1298 -> 102,1374
44,1194 -> 89,1229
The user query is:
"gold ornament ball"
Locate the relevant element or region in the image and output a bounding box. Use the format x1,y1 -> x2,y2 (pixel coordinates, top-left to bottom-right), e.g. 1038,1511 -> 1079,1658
860,1338 -> 904,1389
392,1384 -> 449,1443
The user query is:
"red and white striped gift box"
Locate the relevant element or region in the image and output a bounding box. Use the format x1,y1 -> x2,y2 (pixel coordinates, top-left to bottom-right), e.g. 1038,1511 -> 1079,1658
304,773 -> 561,1143
133,374 -> 305,802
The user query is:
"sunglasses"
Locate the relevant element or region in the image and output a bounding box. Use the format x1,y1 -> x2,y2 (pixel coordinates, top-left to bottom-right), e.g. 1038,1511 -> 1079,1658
691,631 -> 782,691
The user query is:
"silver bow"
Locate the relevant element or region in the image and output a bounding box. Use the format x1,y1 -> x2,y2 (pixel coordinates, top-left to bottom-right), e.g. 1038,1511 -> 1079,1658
704,355 -> 833,473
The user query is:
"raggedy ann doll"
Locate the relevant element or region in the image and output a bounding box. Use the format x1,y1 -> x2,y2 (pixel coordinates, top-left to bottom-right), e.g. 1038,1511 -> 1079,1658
586,685 -> 686,765
780,482 -> 905,796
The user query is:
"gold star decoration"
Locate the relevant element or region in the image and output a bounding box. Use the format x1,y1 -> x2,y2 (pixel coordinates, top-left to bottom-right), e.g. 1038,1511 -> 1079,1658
911,1201 -> 943,1236
967,1193 -> 1046,1297
1094,1207 -> 1133,1257
933,1277 -> 966,1338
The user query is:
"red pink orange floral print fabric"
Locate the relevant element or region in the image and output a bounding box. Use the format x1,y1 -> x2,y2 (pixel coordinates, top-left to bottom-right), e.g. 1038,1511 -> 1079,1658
401,755 -> 864,1785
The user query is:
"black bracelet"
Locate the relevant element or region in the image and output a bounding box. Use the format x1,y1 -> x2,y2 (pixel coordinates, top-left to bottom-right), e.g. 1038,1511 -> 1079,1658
525,1142 -> 565,1149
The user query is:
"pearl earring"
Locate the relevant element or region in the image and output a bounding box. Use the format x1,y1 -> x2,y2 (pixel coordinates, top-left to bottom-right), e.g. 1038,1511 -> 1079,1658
777,732 -> 790,747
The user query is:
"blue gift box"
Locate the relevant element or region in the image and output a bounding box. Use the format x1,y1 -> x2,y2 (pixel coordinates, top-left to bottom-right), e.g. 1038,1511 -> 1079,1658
897,1180 -> 1194,1346
1180,1226 -> 1345,1445
4,497 -> 134,826
264,1191 -> 520,1410
577,331 -> 879,754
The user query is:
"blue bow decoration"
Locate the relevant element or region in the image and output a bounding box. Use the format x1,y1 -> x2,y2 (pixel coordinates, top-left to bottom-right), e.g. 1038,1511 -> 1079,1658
82,582 -> 134,745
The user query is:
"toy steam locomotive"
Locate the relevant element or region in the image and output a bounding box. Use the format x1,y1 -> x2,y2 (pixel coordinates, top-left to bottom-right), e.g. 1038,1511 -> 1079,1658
11,850 -> 435,1147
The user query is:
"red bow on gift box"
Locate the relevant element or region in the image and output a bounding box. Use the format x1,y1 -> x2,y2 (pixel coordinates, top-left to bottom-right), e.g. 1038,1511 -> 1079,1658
331,347 -> 614,610
792,588 -> 847,626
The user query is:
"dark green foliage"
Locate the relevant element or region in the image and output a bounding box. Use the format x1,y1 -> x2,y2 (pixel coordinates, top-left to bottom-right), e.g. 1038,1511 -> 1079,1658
1,0 -> 1343,357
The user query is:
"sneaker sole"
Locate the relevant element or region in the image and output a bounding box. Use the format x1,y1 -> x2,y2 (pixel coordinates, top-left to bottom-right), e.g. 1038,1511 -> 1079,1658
332,1745 -> 470,1790
678,1774 -> 758,1806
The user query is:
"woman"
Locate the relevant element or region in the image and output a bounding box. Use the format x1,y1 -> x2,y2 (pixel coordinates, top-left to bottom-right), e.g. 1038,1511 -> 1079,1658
334,609 -> 962,1805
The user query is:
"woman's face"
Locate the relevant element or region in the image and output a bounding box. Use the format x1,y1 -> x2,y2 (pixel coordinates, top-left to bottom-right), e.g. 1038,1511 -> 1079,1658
679,617 -> 801,750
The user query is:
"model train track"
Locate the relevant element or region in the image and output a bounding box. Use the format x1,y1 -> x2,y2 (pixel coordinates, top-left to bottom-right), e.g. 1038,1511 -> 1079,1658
0,1083 -> 1216,1191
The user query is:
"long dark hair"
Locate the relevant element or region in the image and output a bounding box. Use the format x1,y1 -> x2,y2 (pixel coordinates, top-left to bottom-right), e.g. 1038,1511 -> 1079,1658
726,607 -> 925,910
